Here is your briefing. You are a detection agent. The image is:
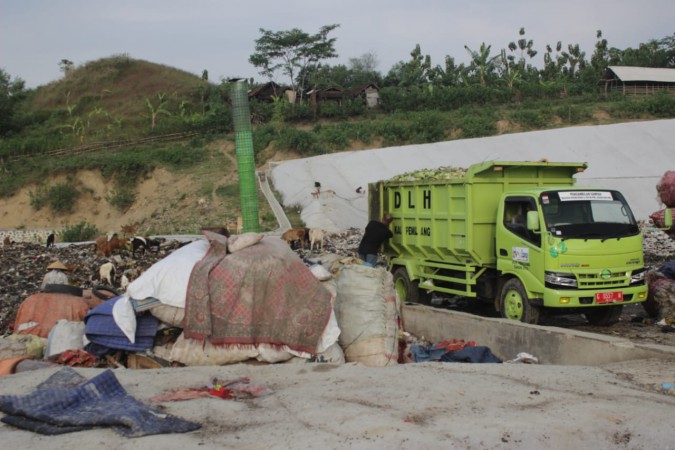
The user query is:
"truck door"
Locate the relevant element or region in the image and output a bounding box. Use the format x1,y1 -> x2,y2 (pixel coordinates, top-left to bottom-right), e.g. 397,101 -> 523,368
497,196 -> 544,293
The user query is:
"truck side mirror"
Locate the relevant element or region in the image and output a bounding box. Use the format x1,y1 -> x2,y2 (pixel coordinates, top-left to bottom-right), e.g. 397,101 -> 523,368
665,208 -> 673,229
526,210 -> 540,231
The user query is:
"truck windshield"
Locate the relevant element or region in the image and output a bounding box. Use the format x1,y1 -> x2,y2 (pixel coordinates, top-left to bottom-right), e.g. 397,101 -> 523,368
540,190 -> 639,239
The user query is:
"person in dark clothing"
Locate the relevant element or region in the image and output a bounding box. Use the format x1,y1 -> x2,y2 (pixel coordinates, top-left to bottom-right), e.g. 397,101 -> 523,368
358,213 -> 394,267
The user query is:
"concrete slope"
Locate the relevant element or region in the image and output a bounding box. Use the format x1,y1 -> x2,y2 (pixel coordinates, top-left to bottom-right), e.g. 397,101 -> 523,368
270,119 -> 675,232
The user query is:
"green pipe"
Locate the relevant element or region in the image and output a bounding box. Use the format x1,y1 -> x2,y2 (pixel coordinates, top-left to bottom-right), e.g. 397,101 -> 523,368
230,79 -> 259,232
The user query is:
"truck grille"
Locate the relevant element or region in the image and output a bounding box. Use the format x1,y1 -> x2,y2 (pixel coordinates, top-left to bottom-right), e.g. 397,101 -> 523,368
577,272 -> 627,289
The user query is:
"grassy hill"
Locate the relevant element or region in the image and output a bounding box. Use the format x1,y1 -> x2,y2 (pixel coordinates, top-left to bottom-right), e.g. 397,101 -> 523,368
1,55 -> 674,239
25,55 -> 212,135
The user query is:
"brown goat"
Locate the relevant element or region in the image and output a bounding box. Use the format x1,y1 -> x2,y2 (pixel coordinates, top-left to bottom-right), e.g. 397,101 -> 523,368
281,227 -> 310,250
95,234 -> 129,257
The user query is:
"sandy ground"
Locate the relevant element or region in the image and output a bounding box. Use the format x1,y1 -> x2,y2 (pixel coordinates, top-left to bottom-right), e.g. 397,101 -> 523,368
1,359 -> 674,449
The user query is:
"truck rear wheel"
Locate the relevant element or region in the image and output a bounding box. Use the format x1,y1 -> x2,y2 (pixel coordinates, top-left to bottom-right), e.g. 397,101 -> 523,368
583,305 -> 623,326
500,278 -> 540,324
393,268 -> 431,305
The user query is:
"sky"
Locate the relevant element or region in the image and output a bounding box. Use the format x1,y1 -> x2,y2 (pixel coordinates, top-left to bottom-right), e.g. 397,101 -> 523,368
1,0 -> 673,88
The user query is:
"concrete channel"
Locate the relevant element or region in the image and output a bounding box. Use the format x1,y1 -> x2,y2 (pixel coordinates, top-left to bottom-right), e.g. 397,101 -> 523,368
401,304 -> 675,366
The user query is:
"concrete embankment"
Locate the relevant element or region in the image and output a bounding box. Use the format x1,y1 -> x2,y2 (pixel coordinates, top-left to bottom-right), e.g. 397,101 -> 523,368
0,228 -> 55,245
402,304 -> 675,365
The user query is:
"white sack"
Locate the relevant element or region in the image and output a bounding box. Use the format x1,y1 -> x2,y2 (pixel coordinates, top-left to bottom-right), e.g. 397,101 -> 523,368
127,239 -> 209,308
334,265 -> 399,366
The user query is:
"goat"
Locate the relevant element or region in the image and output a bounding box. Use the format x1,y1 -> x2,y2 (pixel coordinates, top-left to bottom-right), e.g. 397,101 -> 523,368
95,233 -> 128,257
99,262 -> 116,286
120,274 -> 130,291
198,197 -> 208,211
46,233 -> 55,248
309,228 -> 326,252
311,190 -> 320,199
121,222 -> 138,236
131,236 -> 163,256
281,227 -> 310,250
324,189 -> 336,196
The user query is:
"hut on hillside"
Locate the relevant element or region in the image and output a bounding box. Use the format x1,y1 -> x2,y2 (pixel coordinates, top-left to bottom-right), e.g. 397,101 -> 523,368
249,82 -> 295,103
350,83 -> 380,108
600,66 -> 675,96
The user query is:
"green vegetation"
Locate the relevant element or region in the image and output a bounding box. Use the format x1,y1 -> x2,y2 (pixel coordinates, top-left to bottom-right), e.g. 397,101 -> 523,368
0,29 -> 673,234
29,180 -> 80,213
60,220 -> 99,242
105,186 -> 137,212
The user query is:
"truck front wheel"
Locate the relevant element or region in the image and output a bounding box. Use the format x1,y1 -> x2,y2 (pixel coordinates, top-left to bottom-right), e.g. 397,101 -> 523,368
500,278 -> 541,324
393,268 -> 431,305
583,305 -> 623,326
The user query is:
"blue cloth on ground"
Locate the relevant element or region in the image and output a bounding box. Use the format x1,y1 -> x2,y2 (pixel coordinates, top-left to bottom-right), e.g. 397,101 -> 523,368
410,343 -> 502,363
409,343 -> 450,362
0,367 -> 200,437
84,296 -> 159,356
440,346 -> 503,363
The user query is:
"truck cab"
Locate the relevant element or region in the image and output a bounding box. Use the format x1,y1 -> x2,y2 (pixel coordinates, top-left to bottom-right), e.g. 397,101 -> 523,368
496,188 -> 646,324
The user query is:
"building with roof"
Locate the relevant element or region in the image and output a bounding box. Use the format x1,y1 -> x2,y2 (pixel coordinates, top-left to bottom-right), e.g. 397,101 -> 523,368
601,66 -> 675,95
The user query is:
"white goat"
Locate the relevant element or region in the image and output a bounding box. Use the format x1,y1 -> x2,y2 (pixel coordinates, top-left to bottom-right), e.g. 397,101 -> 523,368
99,262 -> 116,286
309,228 -> 326,252
120,274 -> 130,291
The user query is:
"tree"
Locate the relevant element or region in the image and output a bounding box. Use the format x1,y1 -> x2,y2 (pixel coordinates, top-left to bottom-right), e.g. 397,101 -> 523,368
505,27 -> 538,84
384,45 -> 434,88
615,33 -> 675,68
348,52 -> 382,86
0,69 -> 26,136
145,92 -> 171,129
464,42 -> 501,86
249,24 -> 340,102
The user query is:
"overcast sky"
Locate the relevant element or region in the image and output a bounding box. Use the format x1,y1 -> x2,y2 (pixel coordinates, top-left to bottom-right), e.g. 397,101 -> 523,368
1,0 -> 673,88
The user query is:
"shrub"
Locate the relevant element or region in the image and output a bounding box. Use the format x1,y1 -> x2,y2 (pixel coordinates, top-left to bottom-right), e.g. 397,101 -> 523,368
511,109 -> 550,129
216,183 -> 240,199
459,113 -> 497,138
30,181 -> 80,213
29,185 -> 49,210
318,124 -> 350,150
60,220 -> 98,242
555,105 -> 593,124
278,128 -> 322,155
410,111 -> 447,143
47,181 -> 80,213
105,186 -> 136,212
645,91 -> 675,117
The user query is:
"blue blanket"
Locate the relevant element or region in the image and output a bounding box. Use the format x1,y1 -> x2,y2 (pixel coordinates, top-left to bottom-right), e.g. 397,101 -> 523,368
0,367 -> 200,437
411,343 -> 502,363
84,296 -> 159,356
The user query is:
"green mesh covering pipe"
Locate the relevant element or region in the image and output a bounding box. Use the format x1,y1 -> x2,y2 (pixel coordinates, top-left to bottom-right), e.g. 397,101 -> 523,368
230,79 -> 260,232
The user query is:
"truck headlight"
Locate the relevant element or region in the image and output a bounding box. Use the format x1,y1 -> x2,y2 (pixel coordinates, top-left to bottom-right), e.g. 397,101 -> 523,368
630,269 -> 646,285
545,272 -> 578,288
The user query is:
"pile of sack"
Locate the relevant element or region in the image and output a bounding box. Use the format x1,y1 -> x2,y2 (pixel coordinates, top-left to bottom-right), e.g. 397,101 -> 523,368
1,231 -> 406,373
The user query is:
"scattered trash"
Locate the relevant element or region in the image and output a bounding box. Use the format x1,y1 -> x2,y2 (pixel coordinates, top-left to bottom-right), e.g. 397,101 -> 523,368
506,352 -> 540,364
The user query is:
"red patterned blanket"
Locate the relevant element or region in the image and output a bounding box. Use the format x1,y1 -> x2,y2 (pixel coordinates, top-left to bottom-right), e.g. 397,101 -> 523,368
183,233 -> 332,354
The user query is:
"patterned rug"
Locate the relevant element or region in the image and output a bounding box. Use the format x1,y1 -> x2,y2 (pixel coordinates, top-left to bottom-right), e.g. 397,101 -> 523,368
183,234 -> 332,354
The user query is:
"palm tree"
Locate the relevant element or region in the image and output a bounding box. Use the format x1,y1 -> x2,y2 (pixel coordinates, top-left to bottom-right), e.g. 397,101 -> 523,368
464,42 -> 500,86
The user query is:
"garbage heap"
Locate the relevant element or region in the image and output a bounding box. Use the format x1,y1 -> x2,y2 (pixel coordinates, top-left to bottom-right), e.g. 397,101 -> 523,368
645,170 -> 675,321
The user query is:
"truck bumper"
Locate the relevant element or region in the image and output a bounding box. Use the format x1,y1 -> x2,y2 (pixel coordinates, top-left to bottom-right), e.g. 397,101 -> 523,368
540,285 -> 648,308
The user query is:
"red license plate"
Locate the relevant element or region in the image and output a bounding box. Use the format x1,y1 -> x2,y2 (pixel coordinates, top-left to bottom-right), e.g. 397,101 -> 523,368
595,291 -> 623,304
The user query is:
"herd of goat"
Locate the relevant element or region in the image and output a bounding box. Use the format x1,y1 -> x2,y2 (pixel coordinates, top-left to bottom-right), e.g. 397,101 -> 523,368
57,226 -> 328,291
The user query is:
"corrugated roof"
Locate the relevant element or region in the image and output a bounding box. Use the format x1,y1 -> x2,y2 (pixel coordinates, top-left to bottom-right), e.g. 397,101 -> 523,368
607,66 -> 675,83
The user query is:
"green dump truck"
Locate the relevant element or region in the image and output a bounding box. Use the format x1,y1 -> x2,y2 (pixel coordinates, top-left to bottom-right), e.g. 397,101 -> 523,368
369,160 -> 658,325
